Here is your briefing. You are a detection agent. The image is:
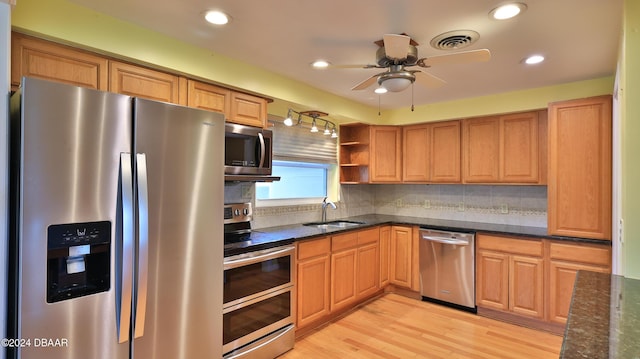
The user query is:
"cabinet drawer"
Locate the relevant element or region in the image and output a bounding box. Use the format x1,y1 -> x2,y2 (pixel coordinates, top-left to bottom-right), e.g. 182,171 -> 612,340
477,234 -> 543,257
357,228 -> 379,245
298,237 -> 330,260
548,242 -> 611,267
332,232 -> 358,252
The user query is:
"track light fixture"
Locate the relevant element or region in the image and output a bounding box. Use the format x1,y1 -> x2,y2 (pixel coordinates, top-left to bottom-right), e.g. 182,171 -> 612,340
283,109 -> 338,138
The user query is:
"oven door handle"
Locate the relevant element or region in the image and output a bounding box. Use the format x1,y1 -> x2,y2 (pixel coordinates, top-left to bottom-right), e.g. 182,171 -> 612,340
224,246 -> 295,270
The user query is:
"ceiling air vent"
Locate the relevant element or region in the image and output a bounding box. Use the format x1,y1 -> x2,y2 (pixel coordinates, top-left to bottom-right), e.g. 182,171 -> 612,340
430,30 -> 479,50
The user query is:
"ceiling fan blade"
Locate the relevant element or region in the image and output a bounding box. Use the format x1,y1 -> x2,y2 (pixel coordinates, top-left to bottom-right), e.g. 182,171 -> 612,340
351,74 -> 379,90
417,49 -> 491,67
413,70 -> 447,89
383,34 -> 411,60
326,64 -> 378,69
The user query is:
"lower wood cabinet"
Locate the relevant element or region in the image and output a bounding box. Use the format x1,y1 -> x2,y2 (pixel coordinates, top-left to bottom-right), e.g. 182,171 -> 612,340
296,228 -> 380,332
476,233 -> 612,330
389,225 -> 417,290
476,234 -> 544,319
547,241 -> 611,324
296,237 -> 331,329
379,226 -> 391,287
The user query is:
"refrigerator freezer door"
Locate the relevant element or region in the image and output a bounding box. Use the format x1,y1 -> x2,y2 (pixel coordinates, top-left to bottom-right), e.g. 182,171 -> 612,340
11,77 -> 132,358
132,99 -> 224,359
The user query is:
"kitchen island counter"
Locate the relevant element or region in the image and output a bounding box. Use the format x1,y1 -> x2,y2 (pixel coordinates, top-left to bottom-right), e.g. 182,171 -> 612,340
560,271 -> 640,358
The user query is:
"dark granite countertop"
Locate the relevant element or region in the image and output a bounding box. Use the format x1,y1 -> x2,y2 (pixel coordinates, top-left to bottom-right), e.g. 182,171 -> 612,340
224,213 -> 610,256
561,271 -> 640,358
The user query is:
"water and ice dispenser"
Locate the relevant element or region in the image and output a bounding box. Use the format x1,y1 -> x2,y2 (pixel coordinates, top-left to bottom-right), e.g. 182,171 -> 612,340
46,221 -> 111,303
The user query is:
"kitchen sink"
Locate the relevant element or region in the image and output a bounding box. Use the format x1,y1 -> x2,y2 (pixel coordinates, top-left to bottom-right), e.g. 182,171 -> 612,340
303,220 -> 365,229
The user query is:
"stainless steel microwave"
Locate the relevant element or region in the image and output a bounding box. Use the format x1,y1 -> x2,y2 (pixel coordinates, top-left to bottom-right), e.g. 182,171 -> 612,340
224,123 -> 273,177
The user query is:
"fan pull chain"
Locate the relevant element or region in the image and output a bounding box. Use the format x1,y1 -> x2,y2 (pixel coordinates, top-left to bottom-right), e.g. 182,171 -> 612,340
411,83 -> 415,112
378,95 -> 381,116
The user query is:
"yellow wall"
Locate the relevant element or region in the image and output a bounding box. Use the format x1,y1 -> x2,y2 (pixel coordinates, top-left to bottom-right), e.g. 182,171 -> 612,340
621,0 -> 640,279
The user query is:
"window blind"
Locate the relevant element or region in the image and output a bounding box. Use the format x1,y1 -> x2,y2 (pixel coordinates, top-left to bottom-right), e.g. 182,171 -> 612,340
270,118 -> 338,163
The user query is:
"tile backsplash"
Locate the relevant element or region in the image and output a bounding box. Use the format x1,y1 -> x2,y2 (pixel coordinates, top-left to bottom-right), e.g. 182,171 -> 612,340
225,182 -> 547,229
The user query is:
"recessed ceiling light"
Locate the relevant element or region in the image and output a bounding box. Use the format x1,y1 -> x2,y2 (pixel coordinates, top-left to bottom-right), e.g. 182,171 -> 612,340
524,54 -> 545,65
311,60 -> 330,68
489,3 -> 527,20
204,10 -> 230,25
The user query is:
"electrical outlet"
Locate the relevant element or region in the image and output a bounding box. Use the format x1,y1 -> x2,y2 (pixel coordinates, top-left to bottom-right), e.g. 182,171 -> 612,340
500,204 -> 509,214
396,199 -> 403,207
457,202 -> 465,212
423,200 -> 431,209
619,218 -> 624,244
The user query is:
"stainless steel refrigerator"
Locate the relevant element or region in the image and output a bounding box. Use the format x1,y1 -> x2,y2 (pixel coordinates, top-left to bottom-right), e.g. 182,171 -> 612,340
8,77 -> 224,358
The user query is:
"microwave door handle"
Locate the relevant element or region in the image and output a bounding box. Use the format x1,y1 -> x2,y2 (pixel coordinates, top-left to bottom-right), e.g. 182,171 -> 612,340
134,153 -> 149,339
117,153 -> 134,344
257,132 -> 266,168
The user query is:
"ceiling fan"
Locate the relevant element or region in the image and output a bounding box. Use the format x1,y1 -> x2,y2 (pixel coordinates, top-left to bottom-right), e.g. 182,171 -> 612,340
332,34 -> 491,93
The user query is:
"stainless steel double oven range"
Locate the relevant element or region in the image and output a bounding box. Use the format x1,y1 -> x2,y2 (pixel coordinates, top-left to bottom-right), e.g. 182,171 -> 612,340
222,203 -> 295,358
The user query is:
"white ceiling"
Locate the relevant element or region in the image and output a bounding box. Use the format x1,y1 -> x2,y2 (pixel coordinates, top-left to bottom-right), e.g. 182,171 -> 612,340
70,0 -> 622,110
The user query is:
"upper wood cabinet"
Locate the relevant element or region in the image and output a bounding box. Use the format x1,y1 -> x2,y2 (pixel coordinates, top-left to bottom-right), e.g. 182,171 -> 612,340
109,61 -> 186,105
11,31 -> 271,123
339,124 -> 371,184
370,126 -> 402,183
11,32 -> 108,91
463,111 -> 543,184
187,79 -> 230,115
402,120 -> 461,183
547,96 -> 612,240
230,92 -> 268,128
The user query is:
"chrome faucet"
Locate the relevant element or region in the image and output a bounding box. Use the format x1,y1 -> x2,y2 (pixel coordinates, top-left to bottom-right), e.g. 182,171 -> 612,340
321,197 -> 337,222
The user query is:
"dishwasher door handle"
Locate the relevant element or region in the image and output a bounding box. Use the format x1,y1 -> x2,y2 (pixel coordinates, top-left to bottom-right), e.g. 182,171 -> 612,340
421,235 -> 470,246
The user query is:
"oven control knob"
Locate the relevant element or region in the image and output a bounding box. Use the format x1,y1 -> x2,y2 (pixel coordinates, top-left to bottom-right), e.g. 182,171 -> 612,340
243,208 -> 249,216
234,209 -> 240,216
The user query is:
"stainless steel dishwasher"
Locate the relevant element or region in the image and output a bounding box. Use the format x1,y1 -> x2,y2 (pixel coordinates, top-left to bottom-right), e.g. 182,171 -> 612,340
419,228 -> 476,312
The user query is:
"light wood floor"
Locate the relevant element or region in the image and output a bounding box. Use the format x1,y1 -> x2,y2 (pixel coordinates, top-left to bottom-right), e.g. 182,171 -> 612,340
281,293 -> 562,358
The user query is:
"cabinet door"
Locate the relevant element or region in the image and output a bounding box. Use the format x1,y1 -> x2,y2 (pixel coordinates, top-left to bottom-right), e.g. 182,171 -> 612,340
389,226 -> 412,288
296,237 -> 331,329
462,117 -> 500,183
370,126 -> 402,183
402,124 -> 430,182
11,32 -> 108,91
476,250 -> 509,310
330,248 -> 357,311
501,112 -> 539,183
356,242 -> 379,299
548,96 -> 612,239
379,226 -> 390,287
548,261 -> 609,324
431,120 -> 461,182
229,92 -> 267,128
297,255 -> 331,328
509,255 -> 544,318
187,80 -> 230,116
109,61 -> 186,104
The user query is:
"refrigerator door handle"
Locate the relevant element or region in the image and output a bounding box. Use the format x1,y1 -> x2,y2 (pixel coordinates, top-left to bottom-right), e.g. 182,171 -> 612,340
117,153 -> 134,343
134,153 -> 149,338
